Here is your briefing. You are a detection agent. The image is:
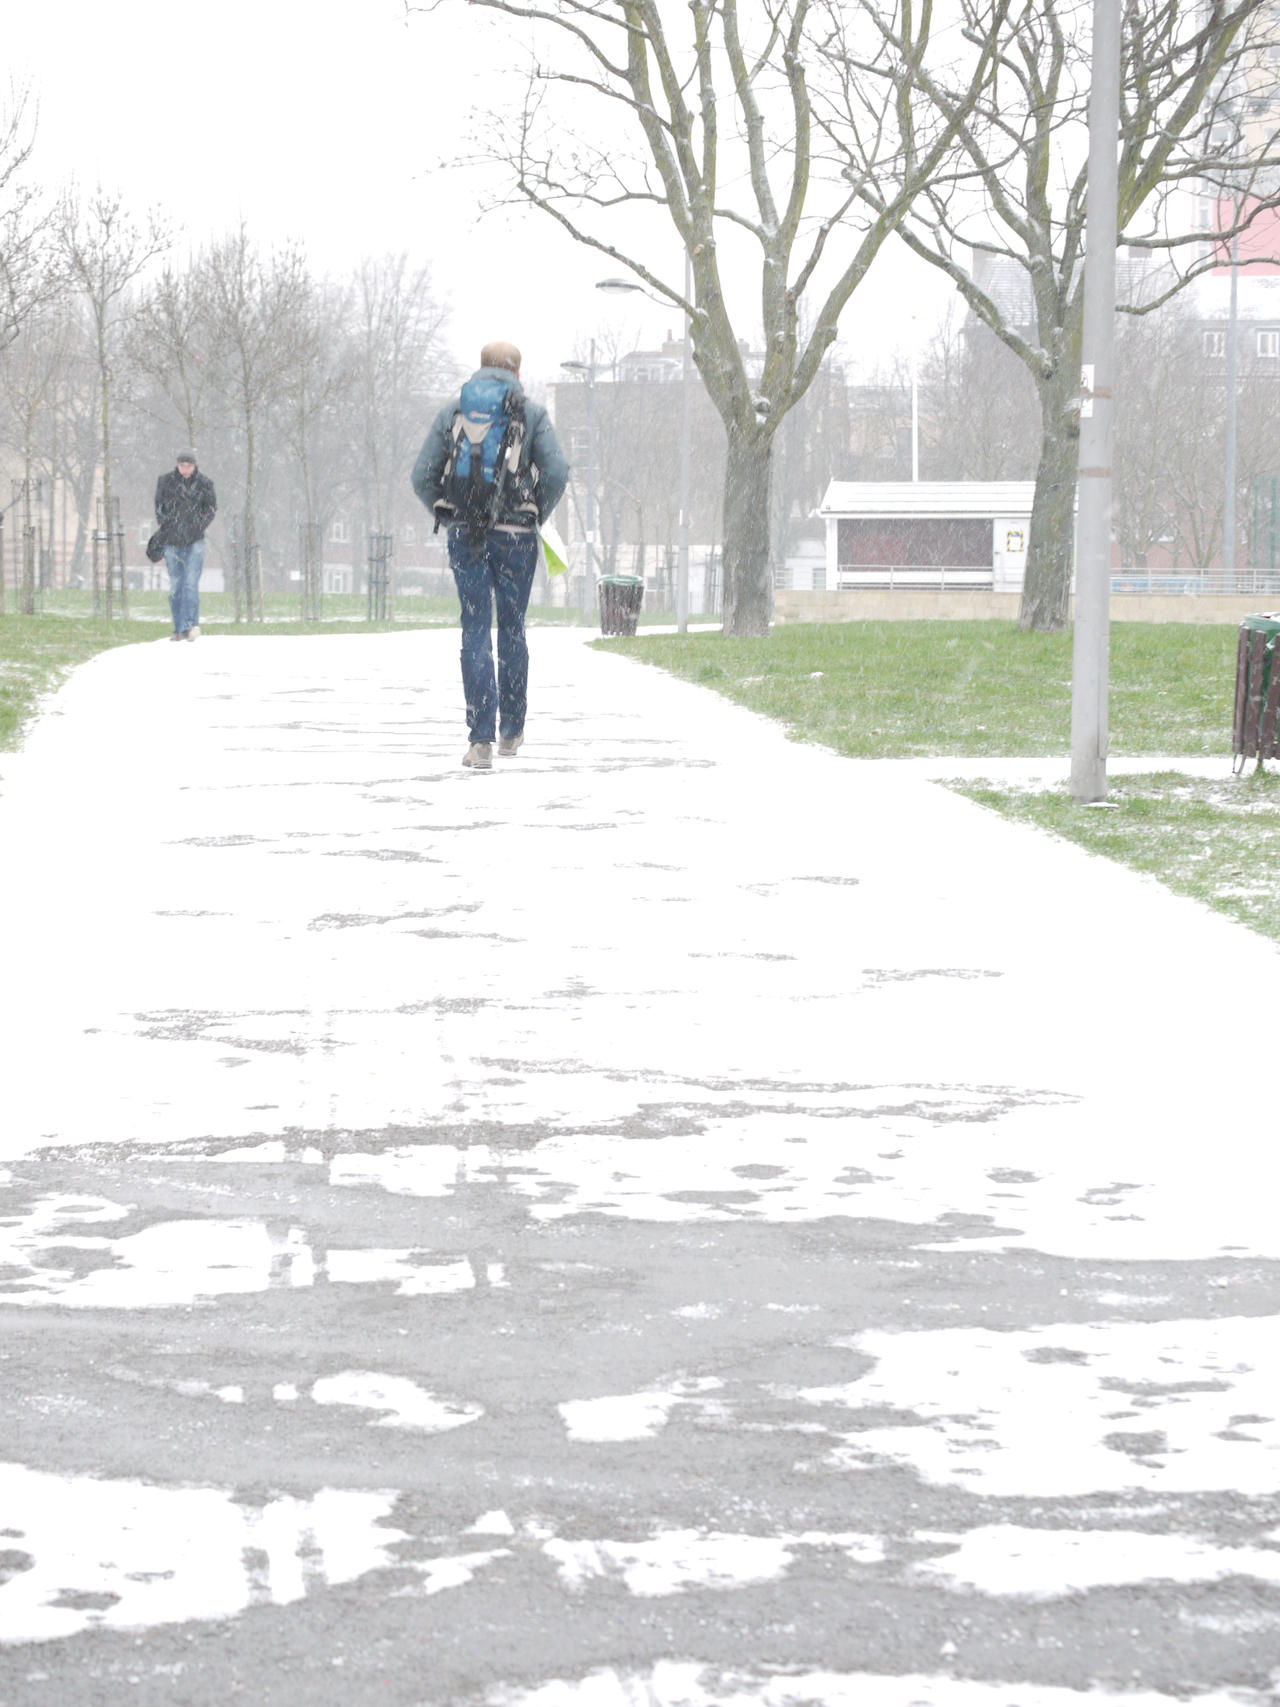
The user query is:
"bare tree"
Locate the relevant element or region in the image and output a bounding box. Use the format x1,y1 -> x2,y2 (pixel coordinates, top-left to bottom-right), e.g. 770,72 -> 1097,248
920,310 -> 1040,482
58,188 -> 170,617
0,312 -> 67,611
416,0 -> 1011,634
349,256 -> 449,532
0,85 -> 57,358
129,262 -> 212,453
827,0 -> 1280,629
272,272 -> 354,620
1110,302 -> 1193,569
202,229 -> 309,621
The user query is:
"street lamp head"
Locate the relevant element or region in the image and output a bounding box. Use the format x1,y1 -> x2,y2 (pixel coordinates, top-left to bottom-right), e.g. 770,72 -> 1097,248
596,277 -> 643,295
560,360 -> 590,374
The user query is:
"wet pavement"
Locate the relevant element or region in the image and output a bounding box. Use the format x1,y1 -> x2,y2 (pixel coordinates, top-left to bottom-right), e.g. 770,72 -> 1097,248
1,627 -> 1278,1706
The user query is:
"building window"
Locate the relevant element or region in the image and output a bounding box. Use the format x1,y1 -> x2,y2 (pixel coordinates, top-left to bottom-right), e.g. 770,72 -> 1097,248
1258,330 -> 1280,358
330,516 -> 349,542
1203,330 -> 1226,358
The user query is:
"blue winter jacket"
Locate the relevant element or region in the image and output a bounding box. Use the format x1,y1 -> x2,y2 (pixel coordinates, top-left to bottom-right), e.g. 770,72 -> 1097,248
411,368 -> 569,528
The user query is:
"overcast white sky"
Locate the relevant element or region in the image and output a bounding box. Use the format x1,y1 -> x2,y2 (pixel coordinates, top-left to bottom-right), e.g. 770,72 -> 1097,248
7,0 -> 949,392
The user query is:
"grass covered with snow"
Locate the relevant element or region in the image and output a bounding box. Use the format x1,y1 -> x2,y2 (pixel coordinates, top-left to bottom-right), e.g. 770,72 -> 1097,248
598,620 -> 1236,757
954,770 -> 1280,942
0,610 -> 445,752
0,614 -> 167,751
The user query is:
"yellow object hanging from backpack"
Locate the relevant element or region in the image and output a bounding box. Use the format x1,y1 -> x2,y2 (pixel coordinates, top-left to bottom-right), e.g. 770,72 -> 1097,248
539,520 -> 570,577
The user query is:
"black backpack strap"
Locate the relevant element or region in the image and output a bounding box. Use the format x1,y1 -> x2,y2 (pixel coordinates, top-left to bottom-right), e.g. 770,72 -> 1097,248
433,413 -> 466,534
485,394 -> 527,531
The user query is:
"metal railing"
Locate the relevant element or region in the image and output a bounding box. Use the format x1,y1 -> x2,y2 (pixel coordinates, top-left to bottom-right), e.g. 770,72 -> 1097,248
836,563 -> 995,591
1111,568 -> 1280,597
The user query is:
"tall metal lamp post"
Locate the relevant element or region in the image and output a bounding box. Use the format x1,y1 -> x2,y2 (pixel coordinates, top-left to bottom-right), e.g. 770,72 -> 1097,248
1069,0 -> 1121,803
596,260 -> 694,633
1223,223 -> 1240,576
560,341 -> 599,621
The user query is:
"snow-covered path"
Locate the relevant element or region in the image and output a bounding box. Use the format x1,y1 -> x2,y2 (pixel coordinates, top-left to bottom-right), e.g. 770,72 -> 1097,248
0,628 -> 1277,1705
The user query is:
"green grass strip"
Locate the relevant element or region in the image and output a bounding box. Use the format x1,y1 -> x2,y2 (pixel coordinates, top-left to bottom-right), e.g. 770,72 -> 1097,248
0,615 -> 167,752
596,621 -> 1237,757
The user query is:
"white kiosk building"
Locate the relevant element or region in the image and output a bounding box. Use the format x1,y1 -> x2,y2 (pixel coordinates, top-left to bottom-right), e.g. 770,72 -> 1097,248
819,481 -> 1037,592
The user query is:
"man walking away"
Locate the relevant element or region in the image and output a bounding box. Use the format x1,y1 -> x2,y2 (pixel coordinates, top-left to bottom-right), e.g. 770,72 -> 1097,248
411,341 -> 569,769
155,451 -> 217,642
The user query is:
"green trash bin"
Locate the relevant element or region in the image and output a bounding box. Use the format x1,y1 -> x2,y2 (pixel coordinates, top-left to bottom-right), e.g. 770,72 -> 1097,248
1233,613 -> 1280,764
598,574 -> 644,637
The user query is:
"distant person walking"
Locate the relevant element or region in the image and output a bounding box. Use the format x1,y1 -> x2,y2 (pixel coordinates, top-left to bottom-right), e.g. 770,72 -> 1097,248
412,341 -> 569,769
155,451 -> 216,642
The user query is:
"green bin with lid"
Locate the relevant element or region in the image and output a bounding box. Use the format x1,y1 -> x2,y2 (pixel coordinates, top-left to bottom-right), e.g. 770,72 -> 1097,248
1233,613 -> 1280,762
598,574 -> 644,637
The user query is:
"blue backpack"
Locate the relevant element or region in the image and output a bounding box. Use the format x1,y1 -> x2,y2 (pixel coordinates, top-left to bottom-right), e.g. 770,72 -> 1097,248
436,375 -> 529,543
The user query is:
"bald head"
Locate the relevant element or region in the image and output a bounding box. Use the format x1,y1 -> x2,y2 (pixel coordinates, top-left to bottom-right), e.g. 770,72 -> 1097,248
481,340 -> 522,374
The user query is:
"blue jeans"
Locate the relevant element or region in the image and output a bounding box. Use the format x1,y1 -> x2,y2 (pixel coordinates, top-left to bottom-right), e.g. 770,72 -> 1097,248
448,527 -> 538,743
164,541 -> 204,633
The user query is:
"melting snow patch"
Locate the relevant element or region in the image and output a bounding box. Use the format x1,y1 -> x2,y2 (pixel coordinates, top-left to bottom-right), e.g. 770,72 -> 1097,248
0,1462 -> 404,1644
211,1141 -> 289,1163
915,1525 -> 1280,1598
814,1316 -> 1280,1496
467,1510 -> 516,1536
393,1549 -> 510,1598
559,1380 -> 723,1442
487,1662 -> 1262,1706
542,1530 -> 883,1599
311,1372 -> 482,1433
325,1250 -> 475,1296
560,1393 -> 680,1442
543,1532 -> 792,1597
0,1202 -> 482,1309
0,1218 -> 297,1308
331,1146 -> 495,1198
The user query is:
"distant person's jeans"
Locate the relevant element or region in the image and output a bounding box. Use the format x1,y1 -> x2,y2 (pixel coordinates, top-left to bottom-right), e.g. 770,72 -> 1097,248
448,526 -> 538,743
164,541 -> 204,634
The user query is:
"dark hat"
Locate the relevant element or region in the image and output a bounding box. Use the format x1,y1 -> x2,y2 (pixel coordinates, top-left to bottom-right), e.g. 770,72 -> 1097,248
176,449 -> 197,465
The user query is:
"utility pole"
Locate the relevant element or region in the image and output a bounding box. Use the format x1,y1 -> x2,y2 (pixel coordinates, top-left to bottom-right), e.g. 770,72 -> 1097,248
1069,0 -> 1122,803
585,340 -> 598,620
1224,228 -> 1240,573
910,313 -> 920,483
677,252 -> 692,633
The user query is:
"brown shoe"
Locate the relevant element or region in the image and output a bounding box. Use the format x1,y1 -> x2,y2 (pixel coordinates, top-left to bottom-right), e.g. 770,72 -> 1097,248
462,742 -> 493,769
498,734 -> 523,756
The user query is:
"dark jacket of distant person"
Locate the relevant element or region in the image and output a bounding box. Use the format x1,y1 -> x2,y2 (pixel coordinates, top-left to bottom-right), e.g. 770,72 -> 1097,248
411,369 -> 569,528
155,464 -> 217,549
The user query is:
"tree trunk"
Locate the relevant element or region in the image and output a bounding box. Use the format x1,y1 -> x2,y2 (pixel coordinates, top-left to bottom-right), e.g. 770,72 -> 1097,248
300,438 -> 317,623
1018,376 -> 1080,632
21,440 -> 35,616
722,424 -> 774,637
244,406 -> 261,623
